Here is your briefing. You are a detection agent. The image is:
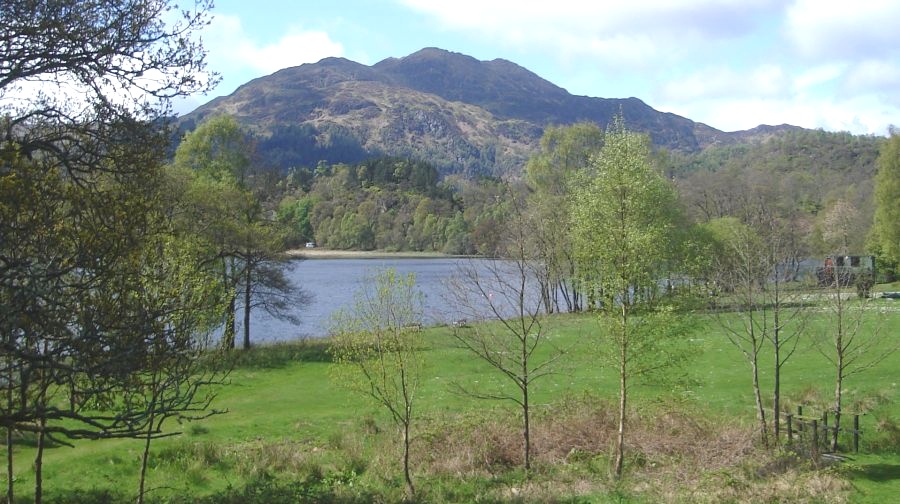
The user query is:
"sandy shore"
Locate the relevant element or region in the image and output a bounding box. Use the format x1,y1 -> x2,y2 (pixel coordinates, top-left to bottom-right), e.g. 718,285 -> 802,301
285,248 -> 463,259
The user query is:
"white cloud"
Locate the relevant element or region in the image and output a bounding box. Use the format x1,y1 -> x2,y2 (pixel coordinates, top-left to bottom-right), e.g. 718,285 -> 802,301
659,65 -> 789,103
399,0 -> 778,67
792,64 -> 844,94
841,59 -> 900,101
203,14 -> 344,92
785,0 -> 900,61
398,0 -> 899,135
659,91 -> 895,135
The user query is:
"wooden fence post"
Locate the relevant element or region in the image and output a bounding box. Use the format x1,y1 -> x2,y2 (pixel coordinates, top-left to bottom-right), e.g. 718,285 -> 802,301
812,419 -> 819,457
786,414 -> 793,444
797,406 -> 804,432
853,414 -> 860,453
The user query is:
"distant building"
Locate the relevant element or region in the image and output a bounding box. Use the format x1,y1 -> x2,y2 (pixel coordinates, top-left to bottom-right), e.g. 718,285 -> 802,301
816,255 -> 875,295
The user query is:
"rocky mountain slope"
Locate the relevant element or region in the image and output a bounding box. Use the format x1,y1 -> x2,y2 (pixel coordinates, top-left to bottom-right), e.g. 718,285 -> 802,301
182,47 -> 799,176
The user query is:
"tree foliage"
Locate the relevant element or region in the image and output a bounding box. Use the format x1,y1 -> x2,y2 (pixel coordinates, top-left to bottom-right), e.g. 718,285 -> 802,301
524,122 -> 604,313
279,157 -> 480,254
171,115 -> 305,350
1,2 -> 220,501
871,132 -> 900,272
570,117 -> 690,479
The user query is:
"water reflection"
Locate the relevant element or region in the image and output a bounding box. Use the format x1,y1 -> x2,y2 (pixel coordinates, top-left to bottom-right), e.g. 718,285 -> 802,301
239,258 -> 546,342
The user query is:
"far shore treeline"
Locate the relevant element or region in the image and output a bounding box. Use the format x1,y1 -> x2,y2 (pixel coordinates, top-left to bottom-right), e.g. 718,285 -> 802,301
230,120 -> 892,272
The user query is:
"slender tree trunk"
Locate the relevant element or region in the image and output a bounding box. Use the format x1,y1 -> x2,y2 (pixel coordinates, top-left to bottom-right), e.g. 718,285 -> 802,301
832,359 -> 843,452
223,290 -> 236,349
614,354 -> 626,479
402,419 -> 414,498
242,261 -> 252,350
773,341 -> 781,442
34,344 -> 47,504
138,383 -> 158,504
751,358 -> 768,447
6,360 -> 13,504
772,275 -> 783,443
6,425 -> 12,504
221,258 -> 236,350
34,418 -> 45,504
137,421 -> 154,504
614,305 -> 627,480
523,382 -> 531,473
831,281 -> 845,452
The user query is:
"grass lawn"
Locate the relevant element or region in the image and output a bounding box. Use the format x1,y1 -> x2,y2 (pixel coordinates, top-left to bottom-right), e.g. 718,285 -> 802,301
6,295 -> 900,503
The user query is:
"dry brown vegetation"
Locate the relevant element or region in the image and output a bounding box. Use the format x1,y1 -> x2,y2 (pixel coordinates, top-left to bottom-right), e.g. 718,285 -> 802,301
105,394 -> 862,503
406,396 -> 851,502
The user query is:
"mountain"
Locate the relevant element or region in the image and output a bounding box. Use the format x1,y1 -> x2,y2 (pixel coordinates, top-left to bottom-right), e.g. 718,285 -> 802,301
181,48 -> 800,177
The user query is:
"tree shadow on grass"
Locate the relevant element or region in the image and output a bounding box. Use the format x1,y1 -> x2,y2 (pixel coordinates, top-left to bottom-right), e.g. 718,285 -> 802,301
850,463 -> 900,482
33,489 -> 121,504
205,338 -> 335,371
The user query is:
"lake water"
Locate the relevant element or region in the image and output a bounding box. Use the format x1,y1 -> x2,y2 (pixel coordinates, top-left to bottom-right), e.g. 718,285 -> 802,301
242,257 -> 545,343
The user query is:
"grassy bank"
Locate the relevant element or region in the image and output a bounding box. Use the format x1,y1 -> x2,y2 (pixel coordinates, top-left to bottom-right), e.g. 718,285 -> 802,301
7,302 -> 900,503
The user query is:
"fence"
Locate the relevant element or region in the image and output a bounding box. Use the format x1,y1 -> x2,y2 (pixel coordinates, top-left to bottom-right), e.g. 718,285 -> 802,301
783,405 -> 862,454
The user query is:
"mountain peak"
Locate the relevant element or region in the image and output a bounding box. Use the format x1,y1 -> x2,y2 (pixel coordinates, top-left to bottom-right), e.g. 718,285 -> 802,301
183,47 -> 805,177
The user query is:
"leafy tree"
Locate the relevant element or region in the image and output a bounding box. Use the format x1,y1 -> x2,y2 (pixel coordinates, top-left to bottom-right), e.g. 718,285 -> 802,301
870,132 -> 900,274
277,195 -> 315,245
1,2 -> 216,501
524,123 -> 604,313
329,270 -> 424,497
569,118 -> 688,479
173,115 -> 253,185
819,198 -> 863,256
0,151 -> 225,504
109,229 -> 228,504
299,158 -> 462,252
172,116 -> 304,350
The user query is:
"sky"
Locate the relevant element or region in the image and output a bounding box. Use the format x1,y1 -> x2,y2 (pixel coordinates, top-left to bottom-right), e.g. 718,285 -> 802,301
181,0 -> 900,135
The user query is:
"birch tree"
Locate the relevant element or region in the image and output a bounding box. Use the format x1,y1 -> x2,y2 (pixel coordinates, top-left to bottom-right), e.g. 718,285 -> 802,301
329,269 -> 424,497
570,117 -> 688,479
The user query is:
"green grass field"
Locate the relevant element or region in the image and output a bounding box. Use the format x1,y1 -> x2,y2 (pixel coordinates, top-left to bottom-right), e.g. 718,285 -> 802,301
6,297 -> 900,503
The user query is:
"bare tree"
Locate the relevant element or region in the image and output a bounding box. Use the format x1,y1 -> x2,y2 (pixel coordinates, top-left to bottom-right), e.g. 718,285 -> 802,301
762,219 -> 809,442
817,262 -> 897,451
707,213 -> 809,446
446,191 -> 566,472
707,218 -> 771,445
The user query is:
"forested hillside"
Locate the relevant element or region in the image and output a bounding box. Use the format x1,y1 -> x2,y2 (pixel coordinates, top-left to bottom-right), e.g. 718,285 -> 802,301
267,127 -> 885,260
276,157 -> 511,254
673,129 -> 883,254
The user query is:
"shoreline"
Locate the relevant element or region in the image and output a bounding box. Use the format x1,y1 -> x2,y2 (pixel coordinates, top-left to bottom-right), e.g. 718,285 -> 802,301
284,248 -> 474,260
